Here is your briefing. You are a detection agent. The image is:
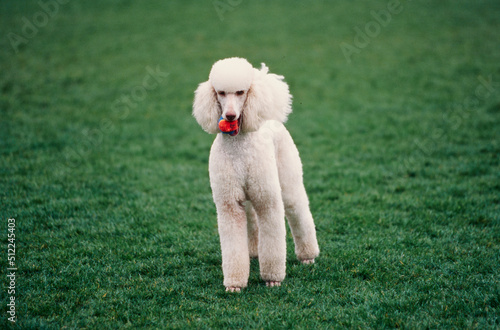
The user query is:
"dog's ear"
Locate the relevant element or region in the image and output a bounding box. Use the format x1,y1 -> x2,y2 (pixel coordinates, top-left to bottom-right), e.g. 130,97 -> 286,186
193,81 -> 221,134
242,66 -> 292,132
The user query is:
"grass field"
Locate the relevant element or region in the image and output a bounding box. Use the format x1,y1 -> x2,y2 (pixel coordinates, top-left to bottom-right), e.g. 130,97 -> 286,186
1,0 -> 499,328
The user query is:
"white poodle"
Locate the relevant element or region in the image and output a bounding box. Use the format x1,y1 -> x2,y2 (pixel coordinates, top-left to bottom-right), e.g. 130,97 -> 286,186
193,57 -> 319,292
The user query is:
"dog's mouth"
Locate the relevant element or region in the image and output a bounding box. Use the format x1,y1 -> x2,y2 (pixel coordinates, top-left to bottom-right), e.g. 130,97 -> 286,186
231,116 -> 242,136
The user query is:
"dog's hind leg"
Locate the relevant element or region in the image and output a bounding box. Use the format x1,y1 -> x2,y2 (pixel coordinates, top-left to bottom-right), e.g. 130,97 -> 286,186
277,130 -> 320,263
283,188 -> 320,263
245,201 -> 259,258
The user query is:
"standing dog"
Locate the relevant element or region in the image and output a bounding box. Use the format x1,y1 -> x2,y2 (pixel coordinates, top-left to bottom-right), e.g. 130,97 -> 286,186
193,57 -> 319,292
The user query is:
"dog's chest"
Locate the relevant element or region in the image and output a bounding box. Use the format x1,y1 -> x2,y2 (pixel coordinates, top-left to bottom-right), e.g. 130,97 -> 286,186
211,133 -> 277,181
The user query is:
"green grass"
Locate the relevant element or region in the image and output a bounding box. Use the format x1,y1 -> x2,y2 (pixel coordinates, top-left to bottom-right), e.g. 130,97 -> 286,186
1,0 -> 499,328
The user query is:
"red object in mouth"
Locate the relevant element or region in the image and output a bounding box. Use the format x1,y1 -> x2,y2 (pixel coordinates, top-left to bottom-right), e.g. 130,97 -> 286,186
218,118 -> 239,133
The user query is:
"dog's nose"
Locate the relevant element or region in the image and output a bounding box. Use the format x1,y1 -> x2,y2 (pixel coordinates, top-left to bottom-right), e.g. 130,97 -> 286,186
225,114 -> 236,121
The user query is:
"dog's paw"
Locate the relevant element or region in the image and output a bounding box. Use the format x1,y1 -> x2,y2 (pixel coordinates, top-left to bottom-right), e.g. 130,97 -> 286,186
225,287 -> 241,293
301,258 -> 315,265
266,281 -> 281,287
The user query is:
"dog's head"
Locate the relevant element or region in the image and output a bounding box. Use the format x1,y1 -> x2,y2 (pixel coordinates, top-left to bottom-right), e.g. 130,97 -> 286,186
193,57 -> 292,135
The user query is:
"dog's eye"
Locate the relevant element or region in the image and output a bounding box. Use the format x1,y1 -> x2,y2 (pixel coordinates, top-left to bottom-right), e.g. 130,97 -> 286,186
236,90 -> 245,96
218,91 -> 226,96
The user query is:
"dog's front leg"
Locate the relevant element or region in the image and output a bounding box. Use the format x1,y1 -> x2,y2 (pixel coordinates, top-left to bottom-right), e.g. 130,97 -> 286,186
247,185 -> 287,287
255,200 -> 286,286
216,200 -> 249,292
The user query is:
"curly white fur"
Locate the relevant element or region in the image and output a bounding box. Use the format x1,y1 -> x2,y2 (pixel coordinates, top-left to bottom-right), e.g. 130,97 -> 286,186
193,57 -> 319,292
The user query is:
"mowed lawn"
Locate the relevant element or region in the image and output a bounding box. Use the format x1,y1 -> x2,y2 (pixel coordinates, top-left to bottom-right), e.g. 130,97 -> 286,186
1,0 -> 499,328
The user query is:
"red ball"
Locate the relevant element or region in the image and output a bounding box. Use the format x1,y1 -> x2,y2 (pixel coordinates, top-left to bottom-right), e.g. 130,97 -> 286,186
218,119 -> 239,132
